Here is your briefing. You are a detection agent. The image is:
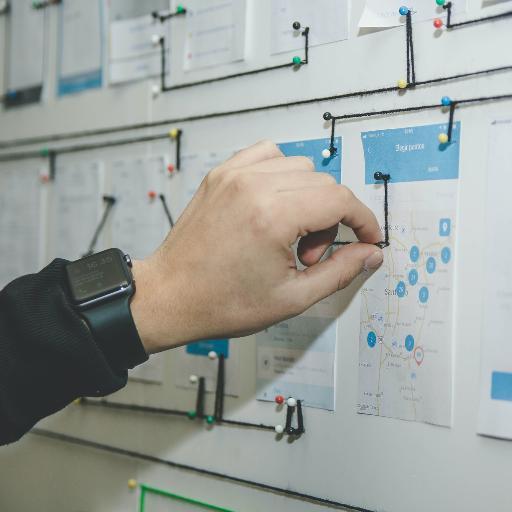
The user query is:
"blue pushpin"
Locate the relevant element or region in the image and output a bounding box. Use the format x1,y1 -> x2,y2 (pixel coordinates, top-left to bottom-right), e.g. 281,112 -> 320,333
441,96 -> 452,107
399,6 -> 410,15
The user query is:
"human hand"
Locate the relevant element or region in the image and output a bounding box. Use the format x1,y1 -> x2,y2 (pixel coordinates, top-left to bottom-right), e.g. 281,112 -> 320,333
131,140 -> 383,353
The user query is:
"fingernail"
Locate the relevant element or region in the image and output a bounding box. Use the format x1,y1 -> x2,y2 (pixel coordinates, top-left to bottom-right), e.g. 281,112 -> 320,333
364,251 -> 384,271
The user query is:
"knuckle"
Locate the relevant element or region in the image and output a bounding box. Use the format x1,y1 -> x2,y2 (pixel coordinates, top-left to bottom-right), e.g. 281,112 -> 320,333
318,172 -> 336,185
296,156 -> 315,171
338,184 -> 354,201
257,139 -> 279,153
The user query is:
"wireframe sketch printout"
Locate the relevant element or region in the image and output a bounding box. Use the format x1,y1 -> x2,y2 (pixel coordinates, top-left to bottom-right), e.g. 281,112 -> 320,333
255,138 -> 342,411
359,0 -> 467,27
183,0 -> 246,70
0,166 -> 44,288
358,123 -> 460,426
110,157 -> 168,260
478,119 -> 512,440
270,0 -> 348,54
109,14 -> 170,85
6,0 -> 45,104
53,161 -> 103,261
58,0 -> 103,96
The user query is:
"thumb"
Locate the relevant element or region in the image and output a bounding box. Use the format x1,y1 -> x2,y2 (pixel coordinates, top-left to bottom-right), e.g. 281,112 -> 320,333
293,243 -> 384,307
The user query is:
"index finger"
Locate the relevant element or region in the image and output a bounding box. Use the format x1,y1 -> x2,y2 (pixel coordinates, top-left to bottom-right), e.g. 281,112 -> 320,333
279,185 -> 382,245
222,140 -> 283,170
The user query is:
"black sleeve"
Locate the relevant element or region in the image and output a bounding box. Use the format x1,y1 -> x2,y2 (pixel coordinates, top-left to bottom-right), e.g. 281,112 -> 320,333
0,259 -> 134,445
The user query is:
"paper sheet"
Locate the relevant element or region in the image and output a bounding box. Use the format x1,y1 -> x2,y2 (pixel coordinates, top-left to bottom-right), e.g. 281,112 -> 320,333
0,166 -> 44,289
255,138 -> 343,411
108,0 -> 170,21
359,0 -> 467,28
478,119 -> 512,440
6,0 -> 45,104
52,161 -> 103,261
183,0 -> 246,71
129,353 -> 166,383
109,156 -> 169,260
271,0 -> 349,55
58,0 -> 103,96
109,14 -> 170,85
358,123 -> 460,426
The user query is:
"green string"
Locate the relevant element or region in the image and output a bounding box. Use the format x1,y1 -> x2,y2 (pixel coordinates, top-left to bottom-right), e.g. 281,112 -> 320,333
138,484 -> 236,512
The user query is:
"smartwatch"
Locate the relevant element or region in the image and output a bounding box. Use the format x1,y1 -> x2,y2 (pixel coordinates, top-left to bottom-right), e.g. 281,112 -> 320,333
65,248 -> 148,370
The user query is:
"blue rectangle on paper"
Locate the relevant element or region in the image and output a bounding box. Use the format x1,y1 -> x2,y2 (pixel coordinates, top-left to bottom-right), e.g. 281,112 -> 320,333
278,138 -> 342,184
491,371 -> 512,402
186,339 -> 229,358
58,69 -> 102,97
361,123 -> 461,184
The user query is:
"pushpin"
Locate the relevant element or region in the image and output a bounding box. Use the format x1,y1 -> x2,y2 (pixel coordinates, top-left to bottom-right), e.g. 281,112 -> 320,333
292,56 -> 302,65
275,424 -> 284,435
433,18 -> 443,28
323,112 -> 332,121
292,21 -> 301,30
167,163 -> 175,173
151,34 -> 161,47
72,398 -> 82,405
148,190 -> 157,200
436,0 -> 446,5
397,79 -> 408,89
151,84 -> 160,97
399,6 -> 410,15
189,374 -> 198,384
206,415 -> 214,425
176,4 -> 185,13
438,133 -> 449,144
208,350 -> 218,360
441,96 -> 452,106
187,410 -> 197,419
40,147 -> 50,157
169,128 -> 180,139
275,395 -> 285,405
40,174 -> 50,184
287,397 -> 297,408
321,148 -> 332,159
127,479 -> 138,490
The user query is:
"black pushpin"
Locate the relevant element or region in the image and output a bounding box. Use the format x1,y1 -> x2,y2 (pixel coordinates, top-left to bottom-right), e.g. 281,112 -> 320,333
323,112 -> 332,121
292,21 -> 301,30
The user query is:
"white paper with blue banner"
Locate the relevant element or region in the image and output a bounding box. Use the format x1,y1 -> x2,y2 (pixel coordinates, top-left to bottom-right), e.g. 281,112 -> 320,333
255,138 -> 342,411
57,0 -> 103,96
478,119 -> 512,440
358,123 -> 460,426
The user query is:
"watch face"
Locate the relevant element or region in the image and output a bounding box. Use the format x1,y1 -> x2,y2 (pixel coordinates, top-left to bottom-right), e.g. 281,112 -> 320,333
66,249 -> 130,304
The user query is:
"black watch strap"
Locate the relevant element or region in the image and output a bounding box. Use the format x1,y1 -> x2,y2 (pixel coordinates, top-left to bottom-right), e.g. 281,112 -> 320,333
82,293 -> 148,371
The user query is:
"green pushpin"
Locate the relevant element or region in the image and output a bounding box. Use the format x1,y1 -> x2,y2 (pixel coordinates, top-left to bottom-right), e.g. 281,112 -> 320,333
292,56 -> 302,66
176,4 -> 185,13
187,410 -> 197,420
205,415 -> 214,425
40,147 -> 50,157
32,1 -> 40,8
436,0 -> 445,5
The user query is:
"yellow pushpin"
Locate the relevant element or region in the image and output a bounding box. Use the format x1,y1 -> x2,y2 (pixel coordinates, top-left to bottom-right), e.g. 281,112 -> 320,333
397,79 -> 408,90
127,479 -> 138,490
169,128 -> 180,139
438,133 -> 449,144
73,398 -> 82,405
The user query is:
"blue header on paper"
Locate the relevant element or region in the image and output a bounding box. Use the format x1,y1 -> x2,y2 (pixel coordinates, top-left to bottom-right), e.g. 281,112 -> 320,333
491,371 -> 512,402
361,123 -> 461,184
278,137 -> 342,184
186,339 -> 229,358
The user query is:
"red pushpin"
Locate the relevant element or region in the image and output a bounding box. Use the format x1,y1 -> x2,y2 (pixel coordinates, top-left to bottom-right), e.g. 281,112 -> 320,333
433,18 -> 443,28
167,163 -> 175,173
40,174 -> 50,183
275,395 -> 285,405
148,190 -> 157,200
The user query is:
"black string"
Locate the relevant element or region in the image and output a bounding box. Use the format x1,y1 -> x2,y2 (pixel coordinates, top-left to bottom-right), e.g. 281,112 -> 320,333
214,354 -> 225,422
196,376 -> 205,419
405,12 -> 416,86
175,129 -> 182,170
82,195 -> 116,257
31,428 -> 373,511
158,194 -> 174,228
1,65 -> 512,150
151,8 -> 187,23
332,173 -> 390,250
444,1 -> 512,29
157,23 -> 309,94
447,101 -> 457,142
